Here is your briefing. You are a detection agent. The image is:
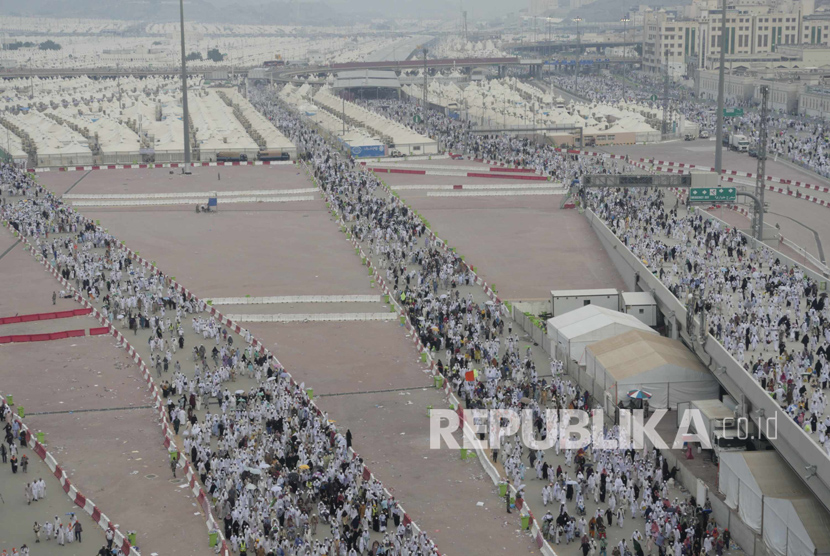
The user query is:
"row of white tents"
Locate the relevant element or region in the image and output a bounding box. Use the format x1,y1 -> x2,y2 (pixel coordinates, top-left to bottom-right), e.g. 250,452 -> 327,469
0,75 -> 294,165
406,77 -> 665,144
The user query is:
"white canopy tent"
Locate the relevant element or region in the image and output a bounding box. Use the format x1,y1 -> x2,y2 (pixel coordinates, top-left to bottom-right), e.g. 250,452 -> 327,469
719,451 -> 830,556
584,330 -> 720,410
546,305 -> 656,369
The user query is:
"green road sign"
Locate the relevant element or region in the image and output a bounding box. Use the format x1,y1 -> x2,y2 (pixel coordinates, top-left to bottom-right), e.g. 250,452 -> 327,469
723,108 -> 744,117
413,114 -> 423,123
690,187 -> 737,203
650,94 -> 658,102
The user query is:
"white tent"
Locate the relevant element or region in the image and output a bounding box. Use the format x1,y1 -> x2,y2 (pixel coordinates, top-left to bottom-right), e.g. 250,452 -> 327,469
547,305 -> 656,368
584,330 -> 720,410
719,451 -> 830,556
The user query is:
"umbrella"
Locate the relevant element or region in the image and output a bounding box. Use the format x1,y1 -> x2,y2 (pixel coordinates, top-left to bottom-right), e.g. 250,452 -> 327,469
245,483 -> 257,490
519,397 -> 533,404
627,390 -> 652,399
298,464 -> 310,470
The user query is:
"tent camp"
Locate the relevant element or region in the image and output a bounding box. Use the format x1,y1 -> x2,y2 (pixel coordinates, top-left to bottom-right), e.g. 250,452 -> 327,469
547,305 -> 656,369
584,330 -> 720,410
719,451 -> 830,556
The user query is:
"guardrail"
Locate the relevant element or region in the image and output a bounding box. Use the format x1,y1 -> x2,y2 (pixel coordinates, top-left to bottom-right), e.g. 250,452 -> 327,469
584,208 -> 830,514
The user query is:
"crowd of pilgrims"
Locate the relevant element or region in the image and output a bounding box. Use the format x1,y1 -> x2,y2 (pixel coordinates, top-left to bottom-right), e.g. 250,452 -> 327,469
357,96 -> 830,453
0,161 -> 439,556
251,89 -> 746,556
587,187 -> 830,453
6,81 -> 810,554
549,71 -> 830,178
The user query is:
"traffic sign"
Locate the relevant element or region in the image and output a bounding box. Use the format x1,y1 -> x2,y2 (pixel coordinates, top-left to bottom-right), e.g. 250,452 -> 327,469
650,94 -> 658,102
690,187 -> 737,203
723,108 -> 744,118
413,114 -> 423,124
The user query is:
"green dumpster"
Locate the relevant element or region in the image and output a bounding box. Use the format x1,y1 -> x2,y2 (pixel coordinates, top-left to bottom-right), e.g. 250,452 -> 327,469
36,431 -> 45,445
128,532 -> 137,546
433,375 -> 444,388
521,515 -> 530,530
5,394 -> 12,406
17,406 -> 24,418
426,405 -> 433,417
420,352 -> 427,363
499,483 -> 507,497
399,316 -> 405,325
384,294 -> 390,304
306,388 -> 314,400
460,448 -> 468,460
209,531 -> 219,547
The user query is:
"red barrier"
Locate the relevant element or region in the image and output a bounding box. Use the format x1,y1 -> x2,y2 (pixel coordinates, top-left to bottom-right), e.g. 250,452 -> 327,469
89,327 -> 110,336
453,185 -> 463,189
66,329 -> 86,338
0,307 -> 91,325
0,336 -> 11,344
489,167 -> 534,173
389,168 -> 426,175
50,332 -> 68,340
30,333 -> 52,342
467,172 -> 547,181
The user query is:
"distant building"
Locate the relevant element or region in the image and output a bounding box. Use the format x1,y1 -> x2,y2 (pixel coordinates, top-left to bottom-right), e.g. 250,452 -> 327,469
642,0 -> 823,75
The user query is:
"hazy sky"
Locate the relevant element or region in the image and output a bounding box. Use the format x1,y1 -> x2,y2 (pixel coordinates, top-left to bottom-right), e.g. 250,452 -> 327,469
284,0 -> 518,20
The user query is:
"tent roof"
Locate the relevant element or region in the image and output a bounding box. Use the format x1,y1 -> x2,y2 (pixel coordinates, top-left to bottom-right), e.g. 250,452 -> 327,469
548,305 -> 654,342
742,452 -> 812,499
587,330 -> 707,381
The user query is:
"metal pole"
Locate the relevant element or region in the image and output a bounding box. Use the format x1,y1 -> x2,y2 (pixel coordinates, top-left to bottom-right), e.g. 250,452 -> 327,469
422,47 -> 428,123
179,0 -> 191,168
575,18 -> 582,92
662,50 -> 670,136
621,17 -> 629,101
753,85 -> 769,241
715,0 -> 727,174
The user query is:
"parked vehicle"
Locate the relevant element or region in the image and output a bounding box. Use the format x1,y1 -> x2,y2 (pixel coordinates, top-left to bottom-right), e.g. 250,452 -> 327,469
258,150 -> 290,161
748,148 -> 758,157
684,134 -> 695,141
216,151 -> 248,162
729,134 -> 749,152
699,130 -> 710,139
389,149 -> 404,158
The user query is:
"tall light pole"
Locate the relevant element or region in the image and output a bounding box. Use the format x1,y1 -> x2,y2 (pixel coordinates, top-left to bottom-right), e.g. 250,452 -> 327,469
179,0 -> 191,168
714,0 -> 727,175
574,18 -> 582,92
621,17 -> 630,102
422,47 -> 428,124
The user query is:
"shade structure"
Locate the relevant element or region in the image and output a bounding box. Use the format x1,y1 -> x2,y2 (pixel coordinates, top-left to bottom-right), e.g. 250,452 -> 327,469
546,305 -> 656,368
719,451 -> 830,556
585,329 -> 720,410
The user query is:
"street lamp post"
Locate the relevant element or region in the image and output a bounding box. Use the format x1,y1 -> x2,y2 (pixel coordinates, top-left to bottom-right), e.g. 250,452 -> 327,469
574,18 -> 583,93
179,0 -> 191,169
621,17 -> 630,102
715,0 -> 727,175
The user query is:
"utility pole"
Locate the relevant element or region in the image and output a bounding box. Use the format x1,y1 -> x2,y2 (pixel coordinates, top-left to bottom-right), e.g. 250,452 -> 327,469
662,50 -> 670,136
342,94 -> 346,136
752,85 -> 769,241
574,18 -> 582,92
179,0 -> 191,169
422,47 -> 428,123
621,17 -> 630,101
714,0 -> 727,175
